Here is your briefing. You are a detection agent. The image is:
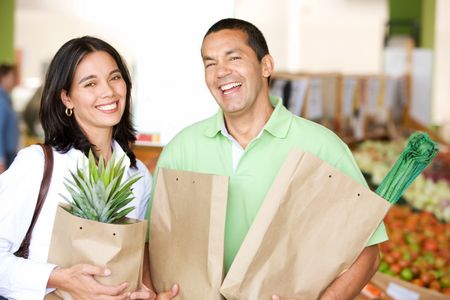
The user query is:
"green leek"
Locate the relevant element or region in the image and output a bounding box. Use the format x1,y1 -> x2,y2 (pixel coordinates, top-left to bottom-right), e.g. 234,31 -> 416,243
375,132 -> 439,204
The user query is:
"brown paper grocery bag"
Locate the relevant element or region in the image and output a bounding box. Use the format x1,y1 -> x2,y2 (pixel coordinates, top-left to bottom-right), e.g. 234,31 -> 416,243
220,149 -> 391,300
149,168 -> 228,300
46,204 -> 147,300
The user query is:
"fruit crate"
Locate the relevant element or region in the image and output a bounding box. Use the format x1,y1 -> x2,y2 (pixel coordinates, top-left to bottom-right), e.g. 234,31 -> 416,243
377,205 -> 450,298
353,138 -> 450,223
370,272 -> 449,300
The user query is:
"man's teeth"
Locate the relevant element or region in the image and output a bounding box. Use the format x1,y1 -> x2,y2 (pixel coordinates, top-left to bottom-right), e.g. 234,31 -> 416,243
97,103 -> 117,111
221,82 -> 242,91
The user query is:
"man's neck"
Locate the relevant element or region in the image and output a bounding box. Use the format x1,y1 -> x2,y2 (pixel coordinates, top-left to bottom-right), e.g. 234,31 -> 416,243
224,99 -> 274,149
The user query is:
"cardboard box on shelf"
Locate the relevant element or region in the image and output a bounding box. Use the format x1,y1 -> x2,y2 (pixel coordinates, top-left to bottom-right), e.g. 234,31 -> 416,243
371,272 -> 449,300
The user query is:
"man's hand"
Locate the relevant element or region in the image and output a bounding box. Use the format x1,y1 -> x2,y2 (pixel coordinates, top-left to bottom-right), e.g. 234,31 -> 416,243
155,284 -> 179,300
132,283 -> 178,300
48,263 -> 130,300
129,284 -> 157,300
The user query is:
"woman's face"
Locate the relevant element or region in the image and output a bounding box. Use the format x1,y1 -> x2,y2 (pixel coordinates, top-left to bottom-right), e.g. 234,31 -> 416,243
61,50 -> 127,138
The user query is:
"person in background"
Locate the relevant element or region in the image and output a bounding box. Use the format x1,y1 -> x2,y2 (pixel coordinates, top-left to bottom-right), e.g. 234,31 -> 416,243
23,85 -> 44,139
0,36 -> 173,300
0,64 -> 19,174
149,18 -> 388,300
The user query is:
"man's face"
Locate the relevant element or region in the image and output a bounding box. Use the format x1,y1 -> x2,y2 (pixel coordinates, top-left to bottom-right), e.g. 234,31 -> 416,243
201,29 -> 272,117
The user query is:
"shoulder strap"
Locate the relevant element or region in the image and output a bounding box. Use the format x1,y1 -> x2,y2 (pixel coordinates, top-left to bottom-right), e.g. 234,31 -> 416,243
14,144 -> 54,259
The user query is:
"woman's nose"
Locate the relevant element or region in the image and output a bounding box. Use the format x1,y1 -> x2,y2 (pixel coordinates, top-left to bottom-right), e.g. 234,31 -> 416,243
101,81 -> 115,98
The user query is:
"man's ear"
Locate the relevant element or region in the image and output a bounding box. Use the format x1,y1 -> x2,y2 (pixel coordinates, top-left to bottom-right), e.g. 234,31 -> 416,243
261,54 -> 274,78
60,89 -> 72,108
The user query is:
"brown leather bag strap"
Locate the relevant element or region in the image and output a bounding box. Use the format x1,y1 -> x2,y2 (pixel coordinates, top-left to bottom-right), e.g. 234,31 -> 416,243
14,144 -> 54,259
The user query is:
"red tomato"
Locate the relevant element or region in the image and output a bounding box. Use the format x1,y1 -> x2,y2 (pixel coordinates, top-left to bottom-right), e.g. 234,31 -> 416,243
423,239 -> 439,252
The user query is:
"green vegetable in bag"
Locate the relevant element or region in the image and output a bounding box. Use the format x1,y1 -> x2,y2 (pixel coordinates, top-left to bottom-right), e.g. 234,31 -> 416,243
375,132 -> 439,204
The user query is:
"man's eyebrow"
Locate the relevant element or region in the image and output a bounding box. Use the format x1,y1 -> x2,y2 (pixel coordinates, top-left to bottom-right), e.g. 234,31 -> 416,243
202,49 -> 241,61
78,69 -> 121,84
225,49 -> 240,56
202,55 -> 214,62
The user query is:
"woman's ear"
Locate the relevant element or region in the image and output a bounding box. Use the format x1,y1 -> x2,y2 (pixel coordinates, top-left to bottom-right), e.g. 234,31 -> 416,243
60,89 -> 72,108
261,54 -> 274,78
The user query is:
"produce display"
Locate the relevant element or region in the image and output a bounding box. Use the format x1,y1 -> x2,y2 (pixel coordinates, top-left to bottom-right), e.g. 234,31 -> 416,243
353,138 -> 450,222
379,205 -> 450,295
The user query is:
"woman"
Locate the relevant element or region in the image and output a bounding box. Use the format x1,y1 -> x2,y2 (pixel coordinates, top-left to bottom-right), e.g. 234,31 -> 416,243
0,37 -> 177,300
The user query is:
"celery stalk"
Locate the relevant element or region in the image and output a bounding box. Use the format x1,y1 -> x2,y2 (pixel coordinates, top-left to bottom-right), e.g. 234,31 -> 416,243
375,132 -> 439,204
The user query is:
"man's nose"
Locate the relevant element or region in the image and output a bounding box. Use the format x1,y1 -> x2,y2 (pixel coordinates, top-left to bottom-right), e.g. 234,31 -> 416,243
216,62 -> 232,78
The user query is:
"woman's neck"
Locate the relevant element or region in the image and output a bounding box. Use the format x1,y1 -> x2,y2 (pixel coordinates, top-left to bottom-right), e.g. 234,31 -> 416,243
86,130 -> 114,163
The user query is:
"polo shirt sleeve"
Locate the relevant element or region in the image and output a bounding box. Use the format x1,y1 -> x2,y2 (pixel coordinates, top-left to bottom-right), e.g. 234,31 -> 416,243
334,145 -> 389,246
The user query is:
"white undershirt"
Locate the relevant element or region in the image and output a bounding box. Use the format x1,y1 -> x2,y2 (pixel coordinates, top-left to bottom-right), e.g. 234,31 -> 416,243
220,125 -> 264,173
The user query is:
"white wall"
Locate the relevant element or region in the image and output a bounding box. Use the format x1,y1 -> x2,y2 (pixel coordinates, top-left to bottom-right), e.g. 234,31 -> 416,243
432,0 -> 450,125
234,0 -> 291,70
16,0 -> 448,142
15,0 -> 234,144
235,0 -> 388,74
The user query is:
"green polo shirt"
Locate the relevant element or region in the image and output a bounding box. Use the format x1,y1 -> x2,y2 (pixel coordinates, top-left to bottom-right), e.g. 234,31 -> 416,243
151,97 -> 387,273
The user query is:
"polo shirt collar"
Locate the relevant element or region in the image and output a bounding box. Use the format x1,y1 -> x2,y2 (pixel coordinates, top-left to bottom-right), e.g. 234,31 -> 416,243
263,96 -> 292,138
203,96 -> 292,139
204,110 -> 225,138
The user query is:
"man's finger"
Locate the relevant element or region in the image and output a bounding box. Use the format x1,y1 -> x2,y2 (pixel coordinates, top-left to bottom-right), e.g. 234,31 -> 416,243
130,289 -> 156,299
272,296 -> 297,300
158,284 -> 179,300
92,281 -> 129,297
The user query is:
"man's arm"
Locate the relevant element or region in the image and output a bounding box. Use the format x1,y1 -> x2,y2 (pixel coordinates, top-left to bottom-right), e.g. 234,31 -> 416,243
319,245 -> 381,300
273,245 -> 381,300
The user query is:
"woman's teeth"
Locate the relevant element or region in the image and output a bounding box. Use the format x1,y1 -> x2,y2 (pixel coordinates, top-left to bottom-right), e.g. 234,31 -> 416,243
97,103 -> 117,111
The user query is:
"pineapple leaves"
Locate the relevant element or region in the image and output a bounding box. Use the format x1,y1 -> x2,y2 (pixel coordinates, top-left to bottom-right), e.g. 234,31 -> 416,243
60,150 -> 142,223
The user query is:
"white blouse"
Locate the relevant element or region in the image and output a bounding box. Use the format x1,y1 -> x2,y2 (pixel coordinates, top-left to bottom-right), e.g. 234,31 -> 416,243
0,141 -> 152,300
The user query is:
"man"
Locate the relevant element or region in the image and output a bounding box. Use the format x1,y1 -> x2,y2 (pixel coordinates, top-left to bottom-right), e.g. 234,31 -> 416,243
0,64 -> 19,174
151,18 -> 387,299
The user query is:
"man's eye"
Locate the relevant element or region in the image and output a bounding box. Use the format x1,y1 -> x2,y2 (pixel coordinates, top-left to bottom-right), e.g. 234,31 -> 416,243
84,82 -> 95,88
205,63 -> 216,68
230,56 -> 241,61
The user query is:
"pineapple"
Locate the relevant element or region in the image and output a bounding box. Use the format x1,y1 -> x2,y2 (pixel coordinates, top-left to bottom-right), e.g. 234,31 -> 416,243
61,150 -> 142,224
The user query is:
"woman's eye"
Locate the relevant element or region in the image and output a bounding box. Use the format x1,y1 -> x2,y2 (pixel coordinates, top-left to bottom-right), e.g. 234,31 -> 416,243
84,82 -> 95,88
112,74 -> 122,80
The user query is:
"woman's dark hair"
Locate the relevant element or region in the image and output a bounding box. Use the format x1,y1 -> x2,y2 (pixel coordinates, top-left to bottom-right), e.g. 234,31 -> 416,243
39,36 -> 137,167
203,18 -> 270,61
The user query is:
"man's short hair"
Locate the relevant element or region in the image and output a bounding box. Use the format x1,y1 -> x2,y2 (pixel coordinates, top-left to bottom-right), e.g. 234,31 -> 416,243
204,18 -> 270,61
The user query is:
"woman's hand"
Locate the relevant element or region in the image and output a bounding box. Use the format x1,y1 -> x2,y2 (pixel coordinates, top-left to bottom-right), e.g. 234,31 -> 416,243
48,263 -> 130,300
